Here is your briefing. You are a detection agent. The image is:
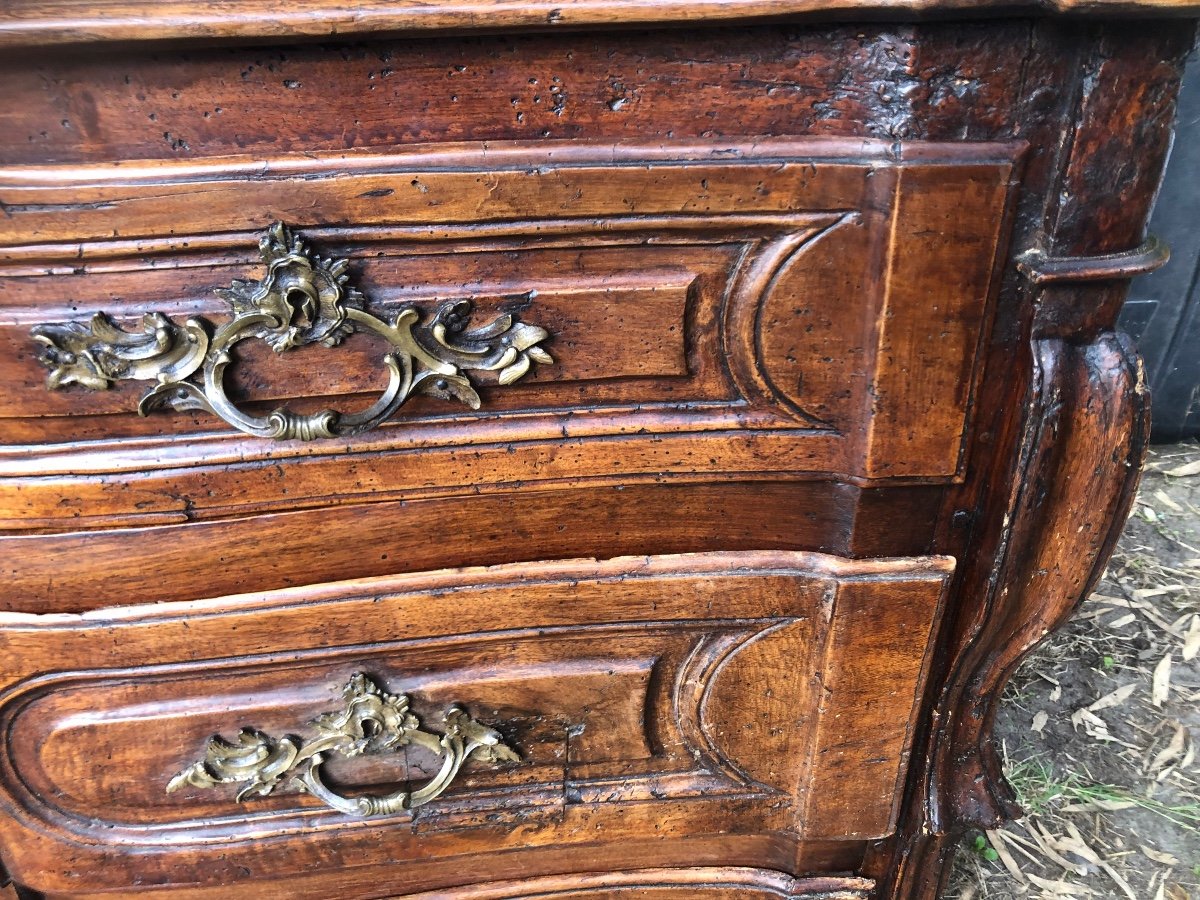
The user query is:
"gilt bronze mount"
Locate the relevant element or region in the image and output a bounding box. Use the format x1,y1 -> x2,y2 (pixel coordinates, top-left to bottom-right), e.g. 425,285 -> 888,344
168,673 -> 520,817
31,222 -> 553,441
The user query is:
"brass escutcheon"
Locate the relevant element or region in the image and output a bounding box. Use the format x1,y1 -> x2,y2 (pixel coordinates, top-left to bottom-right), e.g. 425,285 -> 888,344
31,222 -> 553,441
168,674 -> 520,817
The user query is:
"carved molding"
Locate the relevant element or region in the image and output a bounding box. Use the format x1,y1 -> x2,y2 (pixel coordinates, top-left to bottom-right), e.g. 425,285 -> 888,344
873,333 -> 1150,900
718,215 -> 849,430
673,626 -> 786,793
674,622 -> 817,796
394,867 -> 875,899
937,333 -> 1148,833
31,222 -> 552,441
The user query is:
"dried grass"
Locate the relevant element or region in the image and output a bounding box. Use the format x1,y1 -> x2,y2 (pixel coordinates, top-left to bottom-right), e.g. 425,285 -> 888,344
952,440 -> 1200,900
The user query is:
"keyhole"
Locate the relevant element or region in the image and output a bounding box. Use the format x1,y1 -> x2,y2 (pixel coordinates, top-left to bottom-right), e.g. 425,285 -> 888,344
285,286 -> 318,326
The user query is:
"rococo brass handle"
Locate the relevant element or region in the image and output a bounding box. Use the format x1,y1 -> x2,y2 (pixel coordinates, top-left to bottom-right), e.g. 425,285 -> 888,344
31,222 -> 552,441
167,674 -> 520,817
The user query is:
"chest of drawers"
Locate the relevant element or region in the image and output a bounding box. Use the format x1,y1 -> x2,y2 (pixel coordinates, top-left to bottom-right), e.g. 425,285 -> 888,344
0,3 -> 1191,897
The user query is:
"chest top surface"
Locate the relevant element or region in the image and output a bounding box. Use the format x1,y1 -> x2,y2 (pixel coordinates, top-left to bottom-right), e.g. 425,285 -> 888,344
1,0 -> 1197,48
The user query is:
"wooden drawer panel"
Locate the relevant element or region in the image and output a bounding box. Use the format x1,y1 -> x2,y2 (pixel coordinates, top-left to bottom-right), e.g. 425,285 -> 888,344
0,138 -> 1018,530
43,868 -> 876,900
0,550 -> 952,895
0,481 -> 943,613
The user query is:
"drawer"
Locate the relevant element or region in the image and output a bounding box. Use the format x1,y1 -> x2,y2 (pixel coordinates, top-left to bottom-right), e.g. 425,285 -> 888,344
0,550 -> 952,896
0,138 -> 1019,531
41,870 -> 877,900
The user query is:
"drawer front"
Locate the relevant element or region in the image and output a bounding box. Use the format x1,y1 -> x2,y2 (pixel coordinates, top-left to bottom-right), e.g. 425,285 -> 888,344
0,138 -> 1018,530
0,550 -> 952,894
43,869 -> 876,900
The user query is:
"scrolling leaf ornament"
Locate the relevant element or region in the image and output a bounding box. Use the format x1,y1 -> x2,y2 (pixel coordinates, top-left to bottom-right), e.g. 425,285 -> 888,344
167,674 -> 520,817
31,222 -> 553,441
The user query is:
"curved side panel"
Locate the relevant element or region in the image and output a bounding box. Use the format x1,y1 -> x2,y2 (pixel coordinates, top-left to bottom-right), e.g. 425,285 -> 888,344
941,333 -> 1149,827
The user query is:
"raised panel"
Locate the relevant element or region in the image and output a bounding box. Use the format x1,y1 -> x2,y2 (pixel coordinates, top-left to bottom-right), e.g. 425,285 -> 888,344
0,138 -> 1019,534
0,261 -> 702,418
0,551 -> 952,894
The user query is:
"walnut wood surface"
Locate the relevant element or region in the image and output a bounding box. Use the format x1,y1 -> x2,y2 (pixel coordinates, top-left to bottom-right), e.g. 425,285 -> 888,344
0,24 -> 1032,166
43,859 -> 872,900
0,0 -> 1197,50
0,139 -> 1017,542
0,482 -> 942,612
0,13 -> 1188,900
0,551 -> 952,895
387,867 -> 876,899
869,20 -> 1191,900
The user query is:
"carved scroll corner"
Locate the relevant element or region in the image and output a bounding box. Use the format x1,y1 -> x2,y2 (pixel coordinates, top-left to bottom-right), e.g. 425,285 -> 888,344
936,332 -> 1149,835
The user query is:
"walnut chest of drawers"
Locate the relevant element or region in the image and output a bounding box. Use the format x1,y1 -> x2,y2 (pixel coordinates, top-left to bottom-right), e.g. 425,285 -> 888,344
0,3 -> 1191,898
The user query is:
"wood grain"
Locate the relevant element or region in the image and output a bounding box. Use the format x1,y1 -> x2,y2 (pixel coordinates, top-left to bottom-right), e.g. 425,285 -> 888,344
868,20 -> 1192,899
0,550 -> 952,894
0,0 -> 1195,50
0,12 -> 1187,898
0,482 -> 943,612
0,141 -> 1017,545
40,854 -> 871,900
387,867 -> 876,899
0,24 -> 1032,166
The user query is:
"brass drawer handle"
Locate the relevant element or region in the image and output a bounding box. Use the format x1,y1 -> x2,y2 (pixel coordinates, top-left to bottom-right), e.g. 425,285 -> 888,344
167,674 -> 520,817
31,223 -> 552,441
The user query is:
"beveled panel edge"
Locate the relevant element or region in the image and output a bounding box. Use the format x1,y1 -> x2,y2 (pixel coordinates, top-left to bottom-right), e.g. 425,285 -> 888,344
0,138 -> 1028,259
396,866 -> 876,899
0,548 -> 957,629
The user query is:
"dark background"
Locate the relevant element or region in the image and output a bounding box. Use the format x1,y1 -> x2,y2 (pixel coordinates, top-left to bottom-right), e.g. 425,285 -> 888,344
1122,45 -> 1200,441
